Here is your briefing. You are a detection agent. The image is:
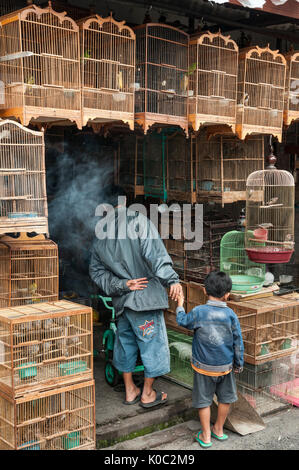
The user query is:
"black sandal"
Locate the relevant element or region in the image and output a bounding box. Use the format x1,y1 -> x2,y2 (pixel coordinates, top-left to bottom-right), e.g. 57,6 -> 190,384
139,390 -> 168,409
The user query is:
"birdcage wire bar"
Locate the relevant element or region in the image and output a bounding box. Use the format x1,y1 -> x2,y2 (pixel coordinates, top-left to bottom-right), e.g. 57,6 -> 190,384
188,31 -> 238,132
0,120 -> 48,235
0,379 -> 95,450
117,133 -> 144,197
284,51 -> 299,127
0,2 -> 82,128
134,23 -> 189,134
78,14 -> 135,130
196,129 -> 264,206
0,300 -> 93,397
236,46 -> 286,142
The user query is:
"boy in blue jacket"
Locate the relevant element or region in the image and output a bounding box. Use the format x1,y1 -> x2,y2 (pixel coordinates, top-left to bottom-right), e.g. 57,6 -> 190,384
176,271 -> 244,448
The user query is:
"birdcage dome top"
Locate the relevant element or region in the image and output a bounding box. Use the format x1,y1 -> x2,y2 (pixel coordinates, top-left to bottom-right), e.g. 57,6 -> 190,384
246,169 -> 294,187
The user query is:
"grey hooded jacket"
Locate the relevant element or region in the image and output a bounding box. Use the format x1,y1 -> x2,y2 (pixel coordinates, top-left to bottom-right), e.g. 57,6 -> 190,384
89,206 -> 179,316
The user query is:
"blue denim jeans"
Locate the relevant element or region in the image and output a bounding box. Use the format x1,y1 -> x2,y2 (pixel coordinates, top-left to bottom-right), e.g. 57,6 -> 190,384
113,308 -> 170,378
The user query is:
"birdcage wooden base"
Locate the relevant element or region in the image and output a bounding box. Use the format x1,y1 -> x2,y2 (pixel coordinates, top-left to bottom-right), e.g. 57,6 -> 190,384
235,124 -> 282,142
82,111 -> 134,131
135,113 -> 188,135
197,190 -> 246,204
0,108 -> 82,130
189,115 -> 236,134
0,217 -> 49,236
283,111 -> 299,127
0,379 -> 96,450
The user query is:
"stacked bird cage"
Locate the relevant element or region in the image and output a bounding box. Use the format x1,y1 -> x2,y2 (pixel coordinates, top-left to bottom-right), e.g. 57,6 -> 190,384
0,379 -> 95,450
284,51 -> 299,127
220,230 -> 266,294
134,23 -> 189,134
117,133 -> 144,197
245,145 -> 295,265
188,31 -> 238,132
0,234 -> 59,308
0,2 -> 81,128
236,45 -> 286,142
0,120 -> 48,235
196,128 -> 264,206
78,13 -> 135,130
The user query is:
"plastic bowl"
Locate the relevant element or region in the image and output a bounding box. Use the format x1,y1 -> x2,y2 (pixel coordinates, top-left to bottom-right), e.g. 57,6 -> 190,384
230,275 -> 264,293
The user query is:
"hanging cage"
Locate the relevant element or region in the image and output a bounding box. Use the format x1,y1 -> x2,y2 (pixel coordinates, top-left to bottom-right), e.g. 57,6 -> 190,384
117,133 -> 144,197
188,31 -> 238,132
0,119 -> 48,235
134,23 -> 189,134
0,300 -> 93,397
245,148 -> 295,264
196,128 -> 264,206
0,234 -> 59,308
78,13 -> 135,130
284,51 -> 299,126
0,2 -> 81,128
220,230 -> 266,294
236,46 -> 286,142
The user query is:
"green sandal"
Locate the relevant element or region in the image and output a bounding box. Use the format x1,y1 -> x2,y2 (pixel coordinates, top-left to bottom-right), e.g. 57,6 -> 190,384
211,430 -> 228,441
195,431 -> 212,448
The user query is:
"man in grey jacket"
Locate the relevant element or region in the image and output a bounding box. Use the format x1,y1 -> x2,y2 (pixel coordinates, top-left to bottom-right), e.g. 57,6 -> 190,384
89,186 -> 182,408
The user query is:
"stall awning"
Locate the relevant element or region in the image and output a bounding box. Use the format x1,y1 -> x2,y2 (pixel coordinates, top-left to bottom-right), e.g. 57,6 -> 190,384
228,0 -> 299,20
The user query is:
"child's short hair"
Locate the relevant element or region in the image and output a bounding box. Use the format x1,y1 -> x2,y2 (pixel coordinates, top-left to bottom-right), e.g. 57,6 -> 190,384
204,271 -> 232,299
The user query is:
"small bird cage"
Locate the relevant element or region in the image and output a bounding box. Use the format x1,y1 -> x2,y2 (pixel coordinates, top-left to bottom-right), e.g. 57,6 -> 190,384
0,379 -> 95,449
284,51 -> 299,126
220,230 -> 266,294
134,23 -> 189,134
236,46 -> 286,142
196,128 -> 264,206
0,300 -> 93,397
117,133 -> 144,197
78,13 -> 135,130
0,234 -> 59,308
0,2 -> 81,128
245,145 -> 295,264
188,31 -> 238,132
0,119 -> 48,235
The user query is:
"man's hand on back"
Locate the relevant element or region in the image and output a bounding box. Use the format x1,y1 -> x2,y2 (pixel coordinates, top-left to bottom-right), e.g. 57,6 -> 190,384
126,278 -> 148,291
169,282 -> 183,301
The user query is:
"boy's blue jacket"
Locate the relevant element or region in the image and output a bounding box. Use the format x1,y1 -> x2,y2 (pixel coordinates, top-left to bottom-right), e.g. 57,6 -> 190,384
176,300 -> 244,373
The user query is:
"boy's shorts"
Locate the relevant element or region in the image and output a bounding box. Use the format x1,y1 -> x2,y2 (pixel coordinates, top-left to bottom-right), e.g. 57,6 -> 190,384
192,370 -> 238,408
113,308 -> 170,378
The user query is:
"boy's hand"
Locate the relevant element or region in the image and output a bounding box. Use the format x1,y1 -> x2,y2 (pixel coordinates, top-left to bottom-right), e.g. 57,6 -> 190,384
177,293 -> 185,307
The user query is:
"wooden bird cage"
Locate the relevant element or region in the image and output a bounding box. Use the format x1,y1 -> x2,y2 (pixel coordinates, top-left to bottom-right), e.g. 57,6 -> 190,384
0,2 -> 81,128
236,46 -> 286,142
0,119 -> 48,235
196,128 -> 264,206
134,23 -> 189,134
284,51 -> 299,126
245,149 -> 295,265
0,234 -> 59,308
117,133 -> 144,197
0,300 -> 93,397
188,31 -> 238,132
143,128 -> 195,202
0,379 -> 95,449
78,14 -> 135,129
220,230 -> 266,294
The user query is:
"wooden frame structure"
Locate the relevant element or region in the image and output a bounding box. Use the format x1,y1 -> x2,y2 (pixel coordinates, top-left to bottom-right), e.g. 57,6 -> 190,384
0,379 -> 95,450
134,23 -> 189,134
0,234 -> 59,309
78,13 -> 135,130
236,45 -> 286,142
195,127 -> 264,206
188,31 -> 238,132
0,119 -> 48,235
284,51 -> 299,127
0,2 -> 81,128
0,300 -> 93,398
116,133 -> 144,197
